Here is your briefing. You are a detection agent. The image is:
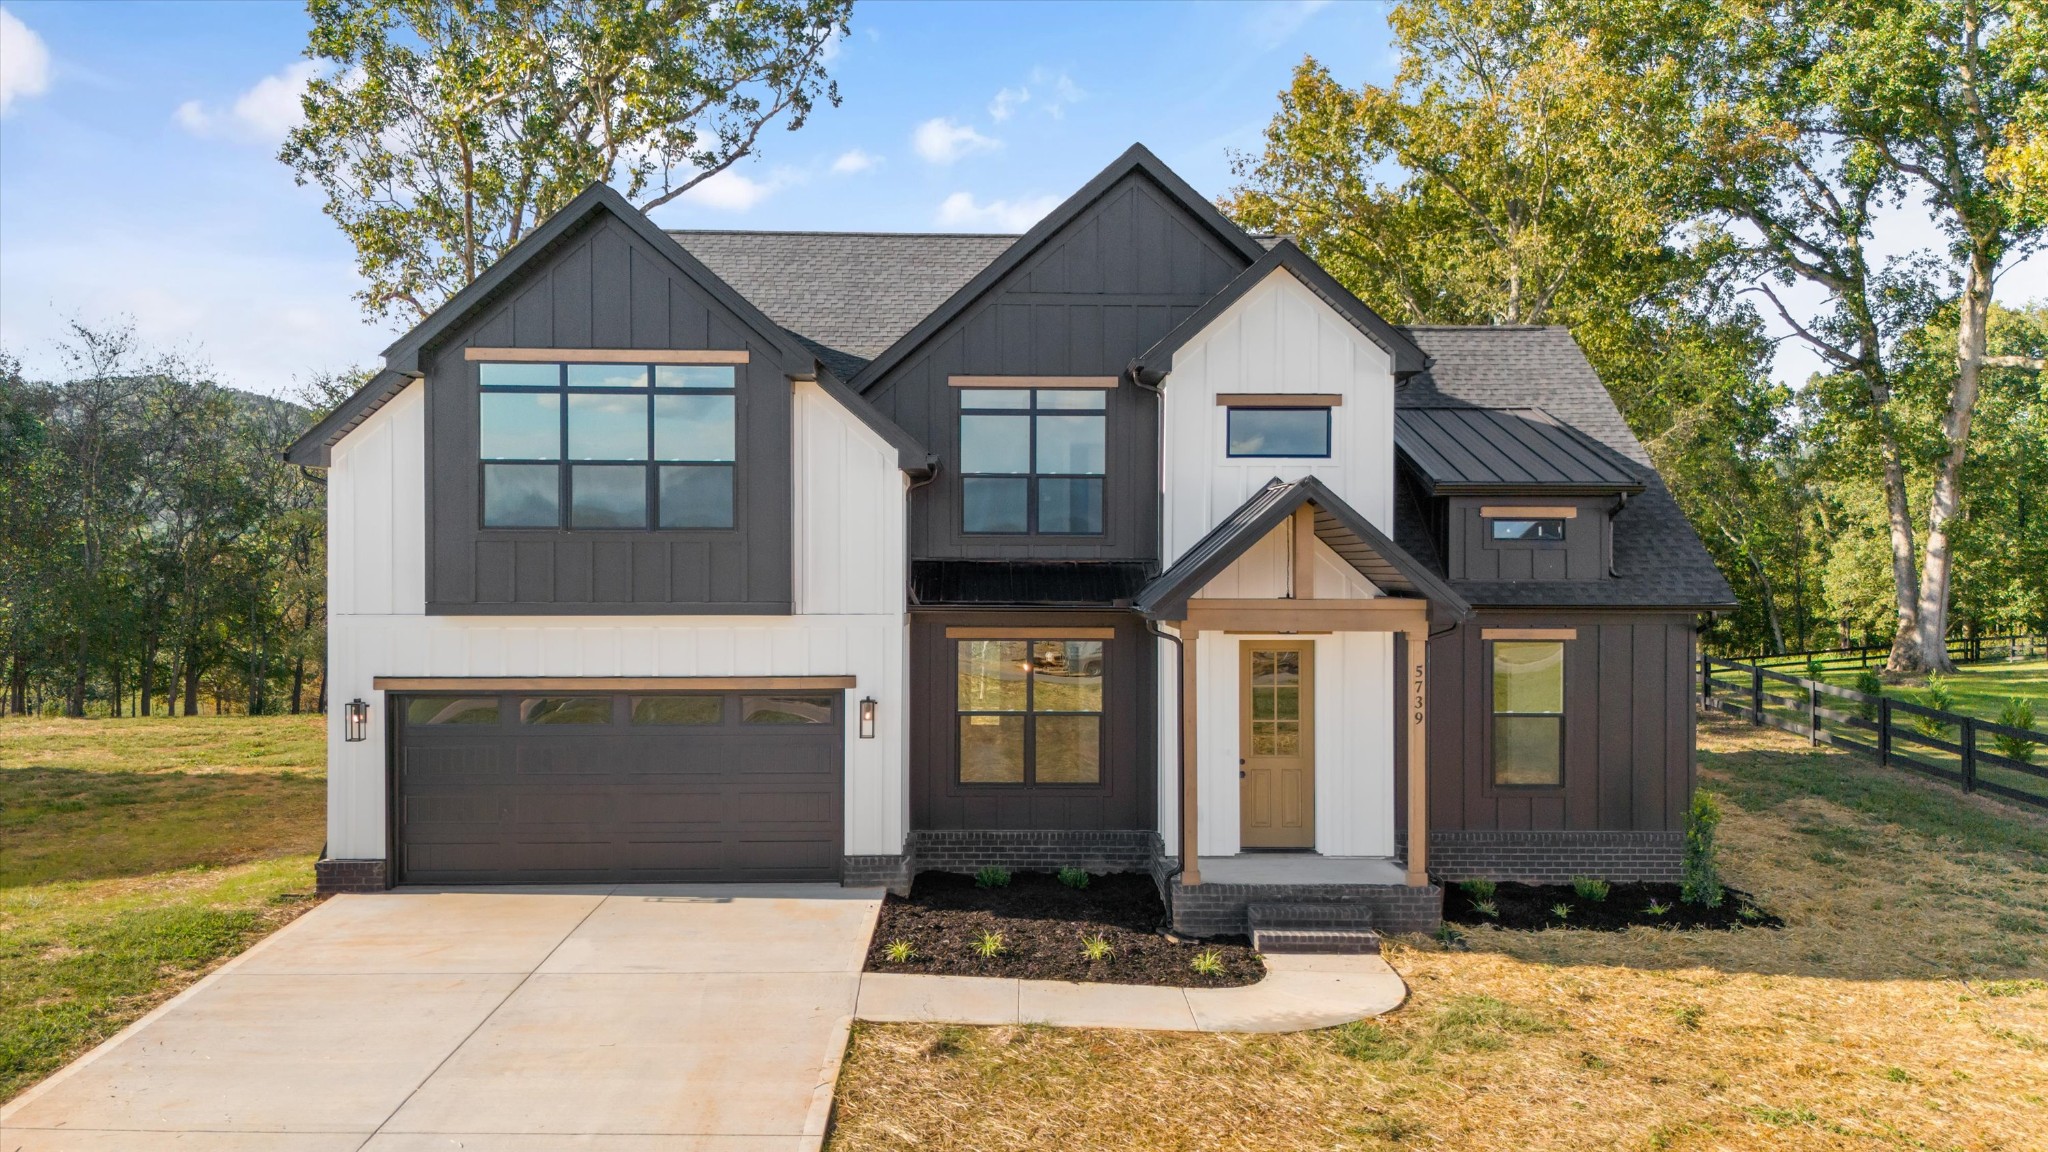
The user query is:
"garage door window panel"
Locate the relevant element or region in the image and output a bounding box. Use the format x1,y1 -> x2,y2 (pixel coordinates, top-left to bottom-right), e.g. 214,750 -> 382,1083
741,694 -> 836,724
520,696 -> 614,725
406,697 -> 501,725
630,695 -> 724,725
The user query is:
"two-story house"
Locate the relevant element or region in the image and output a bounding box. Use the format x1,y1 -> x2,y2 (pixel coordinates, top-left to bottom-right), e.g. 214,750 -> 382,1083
288,145 -> 1734,935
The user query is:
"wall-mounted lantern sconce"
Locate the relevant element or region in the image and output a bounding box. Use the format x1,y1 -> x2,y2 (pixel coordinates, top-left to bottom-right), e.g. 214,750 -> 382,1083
858,697 -> 877,739
344,698 -> 370,742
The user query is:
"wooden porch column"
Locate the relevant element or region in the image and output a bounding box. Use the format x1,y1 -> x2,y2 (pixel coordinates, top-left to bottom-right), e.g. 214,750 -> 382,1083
1404,627 -> 1429,887
1180,626 -> 1200,887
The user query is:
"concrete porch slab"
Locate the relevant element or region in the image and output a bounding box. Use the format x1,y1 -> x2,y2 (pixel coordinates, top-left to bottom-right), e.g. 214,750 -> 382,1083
1196,855 -> 1408,885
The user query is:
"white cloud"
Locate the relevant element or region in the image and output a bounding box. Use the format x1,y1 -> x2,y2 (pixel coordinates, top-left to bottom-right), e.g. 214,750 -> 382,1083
988,86 -> 1028,122
176,61 -> 319,142
0,7 -> 52,116
1250,0 -> 1333,49
679,168 -> 781,212
1040,72 -> 1085,119
936,191 -> 1061,232
830,148 -> 878,175
913,117 -> 999,165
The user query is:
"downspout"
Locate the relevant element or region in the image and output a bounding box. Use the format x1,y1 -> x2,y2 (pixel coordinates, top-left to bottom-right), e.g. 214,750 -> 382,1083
1607,492 -> 1629,578
1147,619 -> 1187,894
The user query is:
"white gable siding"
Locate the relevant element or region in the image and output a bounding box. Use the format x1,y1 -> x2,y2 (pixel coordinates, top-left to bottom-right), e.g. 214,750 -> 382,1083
1190,522 -> 1383,601
1159,269 -> 1397,563
323,377 -> 911,863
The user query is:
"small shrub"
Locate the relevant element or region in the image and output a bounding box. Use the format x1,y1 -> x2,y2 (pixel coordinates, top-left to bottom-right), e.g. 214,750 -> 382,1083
1805,657 -> 1827,682
1853,669 -> 1883,720
1459,878 -> 1497,901
1472,899 -> 1499,919
1682,789 -> 1725,908
1914,675 -> 1955,737
972,928 -> 1006,958
882,939 -> 917,963
1994,699 -> 2038,765
1190,948 -> 1226,977
1080,933 -> 1112,961
1057,866 -> 1091,889
1571,877 -> 1611,902
1550,903 -> 1572,922
1644,899 -> 1672,917
973,866 -> 1011,889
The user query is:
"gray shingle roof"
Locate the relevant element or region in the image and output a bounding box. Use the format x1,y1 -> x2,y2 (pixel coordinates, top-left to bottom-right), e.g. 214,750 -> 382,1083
669,230 -> 1018,380
1397,326 -> 1735,611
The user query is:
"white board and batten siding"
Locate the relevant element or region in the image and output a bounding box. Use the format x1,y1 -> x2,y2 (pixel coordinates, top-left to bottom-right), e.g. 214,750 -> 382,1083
325,378 -> 912,862
1159,268 -> 1398,561
1152,267 -> 1401,855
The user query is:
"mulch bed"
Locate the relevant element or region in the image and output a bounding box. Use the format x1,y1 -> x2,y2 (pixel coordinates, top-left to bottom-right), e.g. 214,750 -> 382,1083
864,871 -> 1264,987
1442,880 -> 1784,932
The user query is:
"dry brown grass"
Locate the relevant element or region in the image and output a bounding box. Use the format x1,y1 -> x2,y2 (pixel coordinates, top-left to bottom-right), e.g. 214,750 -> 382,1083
828,716 -> 2048,1151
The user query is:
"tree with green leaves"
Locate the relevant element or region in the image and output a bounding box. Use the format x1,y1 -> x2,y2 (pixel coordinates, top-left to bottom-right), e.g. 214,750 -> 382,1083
282,0 -> 852,322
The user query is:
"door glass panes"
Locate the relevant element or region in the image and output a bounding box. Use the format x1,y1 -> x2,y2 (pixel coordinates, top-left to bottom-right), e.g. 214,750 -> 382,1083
406,697 -> 500,725
956,639 -> 1103,785
571,465 -> 647,528
741,695 -> 835,724
1248,649 -> 1303,757
1492,641 -> 1564,786
477,360 -> 735,529
568,393 -> 649,460
959,389 -> 1106,534
483,464 -> 560,527
520,697 -> 612,724
481,393 -> 561,460
630,696 -> 723,725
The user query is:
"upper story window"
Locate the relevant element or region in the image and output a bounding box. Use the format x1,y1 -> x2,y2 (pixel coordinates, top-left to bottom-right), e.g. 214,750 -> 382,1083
477,361 -> 736,530
1222,396 -> 1334,458
958,388 -> 1106,535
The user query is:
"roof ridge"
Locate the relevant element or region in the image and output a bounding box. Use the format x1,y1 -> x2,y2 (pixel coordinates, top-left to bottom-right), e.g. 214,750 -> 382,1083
665,228 -> 1019,239
1397,323 -> 1569,332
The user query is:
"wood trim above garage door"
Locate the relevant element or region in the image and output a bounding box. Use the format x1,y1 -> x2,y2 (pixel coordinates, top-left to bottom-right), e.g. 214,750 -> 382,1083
372,675 -> 857,692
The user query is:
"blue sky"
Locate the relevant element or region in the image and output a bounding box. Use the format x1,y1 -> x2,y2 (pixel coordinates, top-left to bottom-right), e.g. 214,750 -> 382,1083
1,1 -> 2040,398
0,0 -> 1397,395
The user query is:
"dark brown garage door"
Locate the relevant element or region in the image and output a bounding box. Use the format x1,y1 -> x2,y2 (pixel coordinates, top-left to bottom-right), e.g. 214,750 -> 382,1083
394,691 -> 842,884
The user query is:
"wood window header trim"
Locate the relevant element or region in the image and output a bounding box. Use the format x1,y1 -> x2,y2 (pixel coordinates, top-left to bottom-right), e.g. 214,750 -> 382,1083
1480,628 -> 1579,641
1479,505 -> 1579,519
1215,393 -> 1344,408
373,675 -> 854,692
465,348 -> 751,365
945,627 -> 1116,640
948,375 -> 1119,389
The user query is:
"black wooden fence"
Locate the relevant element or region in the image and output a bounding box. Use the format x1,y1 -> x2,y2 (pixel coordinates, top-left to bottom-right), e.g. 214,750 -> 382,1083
1700,646 -> 2048,814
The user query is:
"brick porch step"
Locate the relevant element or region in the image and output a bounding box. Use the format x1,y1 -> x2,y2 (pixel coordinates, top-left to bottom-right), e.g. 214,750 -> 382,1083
1248,902 -> 1381,955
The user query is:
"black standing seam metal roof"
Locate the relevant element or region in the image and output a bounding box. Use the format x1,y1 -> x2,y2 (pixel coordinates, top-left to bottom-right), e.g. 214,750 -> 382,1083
1135,476 -> 1469,622
909,561 -> 1157,608
1394,406 -> 1644,495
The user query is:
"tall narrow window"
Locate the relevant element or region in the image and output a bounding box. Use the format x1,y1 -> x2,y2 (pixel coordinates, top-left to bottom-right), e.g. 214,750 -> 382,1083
1491,640 -> 1564,786
956,639 -> 1103,784
477,361 -> 736,529
959,389 -> 1105,534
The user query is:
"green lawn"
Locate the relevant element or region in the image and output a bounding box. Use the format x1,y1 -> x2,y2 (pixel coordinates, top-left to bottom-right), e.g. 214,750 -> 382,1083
1768,656 -> 2048,726
0,714 -> 327,1103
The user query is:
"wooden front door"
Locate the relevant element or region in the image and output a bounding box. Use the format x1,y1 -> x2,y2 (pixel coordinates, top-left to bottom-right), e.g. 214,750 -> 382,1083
1239,642 -> 1315,848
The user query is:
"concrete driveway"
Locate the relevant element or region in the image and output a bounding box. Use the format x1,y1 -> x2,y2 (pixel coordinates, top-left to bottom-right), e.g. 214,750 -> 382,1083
2,885 -> 883,1152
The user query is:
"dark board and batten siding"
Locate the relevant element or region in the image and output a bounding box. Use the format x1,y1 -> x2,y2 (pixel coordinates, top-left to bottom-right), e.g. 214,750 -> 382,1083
1395,611 -> 1697,834
425,214 -> 794,614
865,174 -> 1254,564
1443,496 -> 1615,582
909,611 -> 1157,831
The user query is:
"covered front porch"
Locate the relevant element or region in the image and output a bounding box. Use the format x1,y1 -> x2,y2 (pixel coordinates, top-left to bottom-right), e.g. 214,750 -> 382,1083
1138,477 -> 1468,938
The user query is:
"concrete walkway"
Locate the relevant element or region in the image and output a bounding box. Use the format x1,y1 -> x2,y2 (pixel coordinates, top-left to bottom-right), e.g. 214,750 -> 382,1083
855,952 -> 1407,1033
2,885 -> 884,1152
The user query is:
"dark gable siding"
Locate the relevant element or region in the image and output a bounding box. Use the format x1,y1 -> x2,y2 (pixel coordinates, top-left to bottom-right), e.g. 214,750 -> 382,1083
425,214 -> 793,614
865,173 -> 1253,562
910,611 -> 1156,831
1397,611 -> 1696,834
1445,496 -> 1614,582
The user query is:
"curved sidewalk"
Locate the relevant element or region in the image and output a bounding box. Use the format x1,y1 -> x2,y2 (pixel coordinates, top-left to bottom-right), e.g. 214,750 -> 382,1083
854,952 -> 1406,1033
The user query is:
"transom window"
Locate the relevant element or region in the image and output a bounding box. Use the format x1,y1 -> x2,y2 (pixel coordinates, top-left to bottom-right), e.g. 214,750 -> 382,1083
957,639 -> 1104,785
1227,407 -> 1331,458
1489,518 -> 1566,543
478,361 -> 737,530
959,389 -> 1106,535
1491,641 -> 1564,787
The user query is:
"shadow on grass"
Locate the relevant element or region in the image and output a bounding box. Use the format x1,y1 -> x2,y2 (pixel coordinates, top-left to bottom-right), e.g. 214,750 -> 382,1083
1427,714 -> 2048,983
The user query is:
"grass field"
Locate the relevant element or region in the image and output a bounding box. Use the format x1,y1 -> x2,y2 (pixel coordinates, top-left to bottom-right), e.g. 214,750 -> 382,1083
0,714 -> 327,1103
828,715 -> 2048,1152
1775,656 -> 2048,726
